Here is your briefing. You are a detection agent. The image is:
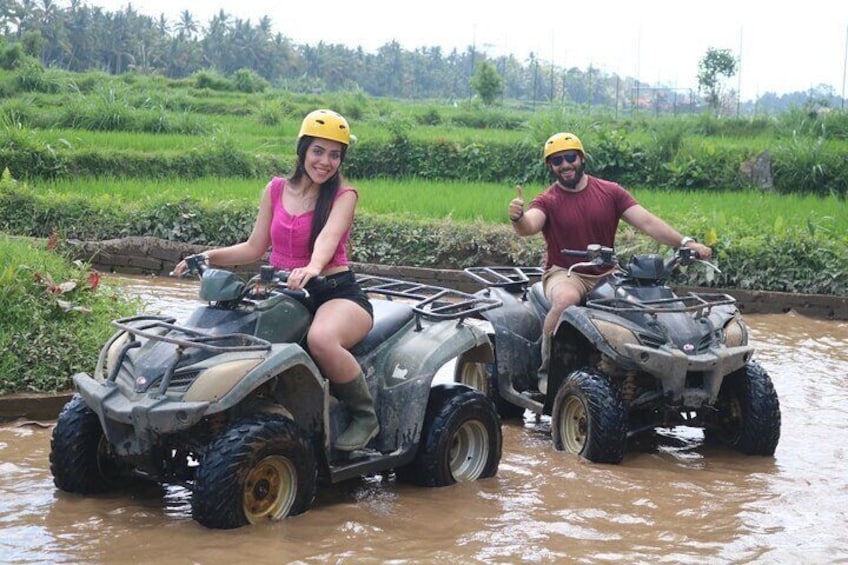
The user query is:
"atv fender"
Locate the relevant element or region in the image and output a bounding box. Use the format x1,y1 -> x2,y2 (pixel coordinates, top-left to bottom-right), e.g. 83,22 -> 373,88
557,306 -> 644,371
370,320 -> 494,453
190,343 -> 322,414
478,287 -> 543,396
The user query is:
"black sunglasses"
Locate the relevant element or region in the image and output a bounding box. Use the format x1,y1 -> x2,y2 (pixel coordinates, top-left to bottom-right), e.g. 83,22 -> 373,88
549,151 -> 580,166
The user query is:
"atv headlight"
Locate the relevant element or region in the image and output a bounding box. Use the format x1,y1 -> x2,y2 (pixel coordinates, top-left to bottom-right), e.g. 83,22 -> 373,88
722,318 -> 747,347
591,319 -> 640,356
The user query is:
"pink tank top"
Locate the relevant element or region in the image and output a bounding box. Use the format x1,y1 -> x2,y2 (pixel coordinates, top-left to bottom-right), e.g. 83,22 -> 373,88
268,177 -> 355,270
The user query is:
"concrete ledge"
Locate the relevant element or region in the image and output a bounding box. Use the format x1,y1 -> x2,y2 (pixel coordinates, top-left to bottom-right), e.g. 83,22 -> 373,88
59,236 -> 848,321
0,392 -> 74,423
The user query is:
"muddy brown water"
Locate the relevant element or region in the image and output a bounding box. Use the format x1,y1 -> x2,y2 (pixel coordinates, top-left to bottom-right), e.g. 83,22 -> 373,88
2,275 -> 847,563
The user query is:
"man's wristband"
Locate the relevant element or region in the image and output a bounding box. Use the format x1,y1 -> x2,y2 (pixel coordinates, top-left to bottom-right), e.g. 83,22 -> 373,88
679,236 -> 695,247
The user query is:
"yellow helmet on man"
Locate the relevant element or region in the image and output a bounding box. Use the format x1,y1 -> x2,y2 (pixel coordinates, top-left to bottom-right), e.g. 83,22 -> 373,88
542,132 -> 584,161
298,109 -> 351,146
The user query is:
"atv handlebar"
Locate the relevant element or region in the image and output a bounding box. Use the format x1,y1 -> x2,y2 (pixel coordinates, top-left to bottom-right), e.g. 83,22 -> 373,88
168,253 -> 209,278
171,259 -> 316,301
561,245 -> 720,277
246,269 -> 319,301
561,244 -> 617,274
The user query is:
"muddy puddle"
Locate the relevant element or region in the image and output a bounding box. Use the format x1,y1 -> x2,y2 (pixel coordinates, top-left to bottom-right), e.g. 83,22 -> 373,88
1,275 -> 847,563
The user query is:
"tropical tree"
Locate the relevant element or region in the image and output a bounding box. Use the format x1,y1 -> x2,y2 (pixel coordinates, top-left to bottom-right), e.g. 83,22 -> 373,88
470,60 -> 503,105
697,47 -> 737,115
174,9 -> 197,40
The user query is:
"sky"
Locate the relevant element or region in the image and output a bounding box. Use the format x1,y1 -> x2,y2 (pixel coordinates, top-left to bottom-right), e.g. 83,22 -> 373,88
85,0 -> 848,101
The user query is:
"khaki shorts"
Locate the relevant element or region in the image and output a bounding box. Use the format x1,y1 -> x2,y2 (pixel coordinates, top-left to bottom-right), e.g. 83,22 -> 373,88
542,266 -> 614,302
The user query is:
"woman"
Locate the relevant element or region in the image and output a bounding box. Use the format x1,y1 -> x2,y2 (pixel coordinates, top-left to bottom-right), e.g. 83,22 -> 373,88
174,109 -> 377,451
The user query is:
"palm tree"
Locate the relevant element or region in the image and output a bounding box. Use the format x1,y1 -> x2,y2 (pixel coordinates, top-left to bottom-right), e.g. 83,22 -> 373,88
175,9 -> 197,41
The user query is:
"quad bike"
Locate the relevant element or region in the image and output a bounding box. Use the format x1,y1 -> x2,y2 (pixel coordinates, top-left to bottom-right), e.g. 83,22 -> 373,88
456,244 -> 780,464
50,255 -> 503,529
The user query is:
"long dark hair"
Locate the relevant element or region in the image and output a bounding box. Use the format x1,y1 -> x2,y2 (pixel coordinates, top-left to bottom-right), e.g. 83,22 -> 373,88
289,135 -> 348,251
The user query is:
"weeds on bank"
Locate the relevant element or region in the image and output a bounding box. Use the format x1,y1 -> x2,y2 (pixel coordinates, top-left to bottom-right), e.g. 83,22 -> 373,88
0,235 -> 140,394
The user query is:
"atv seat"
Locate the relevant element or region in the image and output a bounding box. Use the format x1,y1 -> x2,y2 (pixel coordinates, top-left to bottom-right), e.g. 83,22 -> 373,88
529,281 -> 551,314
350,299 -> 415,357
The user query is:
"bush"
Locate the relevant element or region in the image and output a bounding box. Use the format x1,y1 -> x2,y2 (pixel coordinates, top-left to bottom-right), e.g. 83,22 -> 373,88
0,236 -> 140,393
233,69 -> 268,93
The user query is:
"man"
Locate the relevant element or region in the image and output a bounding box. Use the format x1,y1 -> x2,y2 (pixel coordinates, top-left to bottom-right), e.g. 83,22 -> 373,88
509,132 -> 712,393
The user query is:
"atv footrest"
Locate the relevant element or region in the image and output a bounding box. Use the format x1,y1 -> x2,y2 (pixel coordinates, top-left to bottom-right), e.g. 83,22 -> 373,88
521,390 -> 545,403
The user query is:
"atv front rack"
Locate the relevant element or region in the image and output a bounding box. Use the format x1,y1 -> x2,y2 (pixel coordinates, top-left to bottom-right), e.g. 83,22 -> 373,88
356,275 -> 502,324
587,292 -> 737,317
463,266 -> 545,292
111,315 -> 272,352
103,316 -> 272,394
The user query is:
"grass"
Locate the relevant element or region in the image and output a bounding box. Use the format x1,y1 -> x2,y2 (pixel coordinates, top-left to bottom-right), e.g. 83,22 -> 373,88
34,176 -> 848,236
0,235 -> 141,393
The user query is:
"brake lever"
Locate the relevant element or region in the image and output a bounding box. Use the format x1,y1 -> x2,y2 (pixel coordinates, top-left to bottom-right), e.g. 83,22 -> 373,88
696,258 -> 722,274
567,259 -> 601,275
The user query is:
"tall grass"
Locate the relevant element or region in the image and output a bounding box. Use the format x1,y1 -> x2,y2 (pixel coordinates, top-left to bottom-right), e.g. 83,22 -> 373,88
36,176 -> 848,235
628,188 -> 848,239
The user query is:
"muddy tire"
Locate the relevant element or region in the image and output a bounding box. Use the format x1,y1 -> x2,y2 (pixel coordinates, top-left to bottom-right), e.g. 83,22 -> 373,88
49,394 -> 128,493
456,352 -> 525,420
192,413 -> 317,529
551,368 -> 628,464
398,385 -> 502,487
709,361 -> 781,455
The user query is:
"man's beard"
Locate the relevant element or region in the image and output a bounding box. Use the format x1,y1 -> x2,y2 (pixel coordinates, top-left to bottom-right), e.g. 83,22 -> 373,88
555,162 -> 585,189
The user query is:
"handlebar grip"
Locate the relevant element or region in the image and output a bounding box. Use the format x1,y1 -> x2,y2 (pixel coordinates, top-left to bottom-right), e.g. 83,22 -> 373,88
281,288 -> 310,300
561,248 -> 588,258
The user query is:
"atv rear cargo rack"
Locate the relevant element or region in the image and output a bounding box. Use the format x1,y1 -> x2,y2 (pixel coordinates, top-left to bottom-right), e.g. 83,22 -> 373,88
463,266 -> 545,293
356,275 -> 502,324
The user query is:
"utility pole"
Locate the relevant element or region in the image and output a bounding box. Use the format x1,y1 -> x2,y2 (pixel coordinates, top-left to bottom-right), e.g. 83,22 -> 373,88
550,32 -> 555,104
470,25 -> 476,101
842,23 -> 847,111
635,26 -> 641,115
737,26 -> 743,117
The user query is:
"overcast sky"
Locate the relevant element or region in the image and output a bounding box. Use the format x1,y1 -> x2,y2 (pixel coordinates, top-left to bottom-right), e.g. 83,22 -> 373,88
86,0 -> 848,101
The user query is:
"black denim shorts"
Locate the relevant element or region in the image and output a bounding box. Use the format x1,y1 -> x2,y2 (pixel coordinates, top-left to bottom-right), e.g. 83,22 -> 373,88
305,270 -> 373,318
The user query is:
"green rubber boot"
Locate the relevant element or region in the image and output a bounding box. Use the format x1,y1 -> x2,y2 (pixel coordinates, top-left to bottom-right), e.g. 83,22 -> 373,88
332,373 -> 380,451
538,333 -> 551,395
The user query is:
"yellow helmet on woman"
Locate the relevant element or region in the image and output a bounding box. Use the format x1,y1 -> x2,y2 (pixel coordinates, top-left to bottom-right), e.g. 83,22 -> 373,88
298,109 -> 351,146
542,132 -> 584,161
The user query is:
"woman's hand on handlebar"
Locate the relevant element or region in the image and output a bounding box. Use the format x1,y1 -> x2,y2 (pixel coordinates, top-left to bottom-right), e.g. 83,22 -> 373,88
171,259 -> 189,277
170,253 -> 208,277
286,265 -> 321,291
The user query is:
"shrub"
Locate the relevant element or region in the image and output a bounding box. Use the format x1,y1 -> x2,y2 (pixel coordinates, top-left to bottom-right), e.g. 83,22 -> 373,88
233,68 -> 268,93
0,236 -> 140,393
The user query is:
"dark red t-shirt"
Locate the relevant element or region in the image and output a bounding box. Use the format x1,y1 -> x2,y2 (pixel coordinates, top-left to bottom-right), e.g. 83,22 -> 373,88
529,175 -> 638,272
